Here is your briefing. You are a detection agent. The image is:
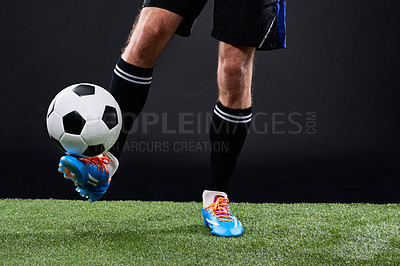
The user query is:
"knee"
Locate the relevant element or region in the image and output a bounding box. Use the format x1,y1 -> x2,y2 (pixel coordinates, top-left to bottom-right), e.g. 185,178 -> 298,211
136,22 -> 166,45
123,9 -> 178,67
220,60 -> 247,81
218,44 -> 255,108
219,45 -> 254,81
129,24 -> 164,63
218,62 -> 249,106
219,55 -> 252,92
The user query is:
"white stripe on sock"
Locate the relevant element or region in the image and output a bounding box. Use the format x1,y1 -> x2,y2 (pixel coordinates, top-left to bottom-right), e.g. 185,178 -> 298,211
113,69 -> 152,85
214,109 -> 252,124
214,105 -> 252,120
115,65 -> 152,81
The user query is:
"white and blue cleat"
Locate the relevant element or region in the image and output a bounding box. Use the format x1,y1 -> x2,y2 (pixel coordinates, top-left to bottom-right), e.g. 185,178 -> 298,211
202,196 -> 244,237
58,151 -> 118,202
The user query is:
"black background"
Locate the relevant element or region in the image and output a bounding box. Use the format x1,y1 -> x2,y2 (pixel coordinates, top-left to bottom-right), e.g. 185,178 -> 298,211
1,0 -> 399,203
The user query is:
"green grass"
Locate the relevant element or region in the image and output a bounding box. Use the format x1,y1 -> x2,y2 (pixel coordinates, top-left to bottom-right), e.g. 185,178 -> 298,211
0,200 -> 399,265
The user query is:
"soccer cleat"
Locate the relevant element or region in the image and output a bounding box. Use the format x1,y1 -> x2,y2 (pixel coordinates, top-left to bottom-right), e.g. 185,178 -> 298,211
58,151 -> 119,202
202,196 -> 244,237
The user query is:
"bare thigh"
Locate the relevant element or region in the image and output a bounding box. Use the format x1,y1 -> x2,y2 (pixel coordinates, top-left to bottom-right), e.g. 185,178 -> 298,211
122,7 -> 183,68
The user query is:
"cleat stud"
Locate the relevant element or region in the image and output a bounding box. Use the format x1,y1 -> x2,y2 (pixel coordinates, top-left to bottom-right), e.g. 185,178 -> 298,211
59,163 -> 62,167
58,168 -> 62,173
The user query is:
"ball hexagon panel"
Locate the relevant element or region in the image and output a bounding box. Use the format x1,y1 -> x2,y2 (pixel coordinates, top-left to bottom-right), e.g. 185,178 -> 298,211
47,112 -> 64,140
53,90 -> 80,117
60,133 -> 88,156
81,120 -> 109,146
72,84 -> 95,97
75,94 -> 105,121
94,85 -> 117,106
63,111 -> 86,135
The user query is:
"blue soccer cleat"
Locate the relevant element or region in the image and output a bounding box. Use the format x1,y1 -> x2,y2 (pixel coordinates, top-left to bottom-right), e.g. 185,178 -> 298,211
58,151 -> 119,202
202,196 -> 244,237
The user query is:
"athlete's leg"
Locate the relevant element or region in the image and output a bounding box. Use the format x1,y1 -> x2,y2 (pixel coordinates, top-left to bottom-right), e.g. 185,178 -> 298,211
205,42 -> 255,196
217,42 -> 255,109
109,7 -> 183,159
58,8 -> 183,201
203,0 -> 286,236
202,42 -> 255,237
122,7 -> 183,68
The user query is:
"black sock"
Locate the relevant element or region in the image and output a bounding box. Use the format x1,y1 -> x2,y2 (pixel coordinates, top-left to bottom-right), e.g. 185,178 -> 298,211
108,58 -> 153,159
206,101 -> 252,192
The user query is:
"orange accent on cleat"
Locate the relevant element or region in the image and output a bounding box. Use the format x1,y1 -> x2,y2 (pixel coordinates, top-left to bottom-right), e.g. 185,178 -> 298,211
204,197 -> 234,222
62,167 -> 77,182
79,156 -> 112,175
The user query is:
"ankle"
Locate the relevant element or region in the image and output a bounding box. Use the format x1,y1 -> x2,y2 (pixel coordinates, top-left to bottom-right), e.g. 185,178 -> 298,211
202,190 -> 228,208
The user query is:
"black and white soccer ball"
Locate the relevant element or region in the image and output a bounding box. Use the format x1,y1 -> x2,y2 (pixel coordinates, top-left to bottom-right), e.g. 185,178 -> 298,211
46,83 -> 122,157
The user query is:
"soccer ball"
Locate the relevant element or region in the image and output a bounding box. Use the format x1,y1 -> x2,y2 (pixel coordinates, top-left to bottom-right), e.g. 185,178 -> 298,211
46,83 -> 122,157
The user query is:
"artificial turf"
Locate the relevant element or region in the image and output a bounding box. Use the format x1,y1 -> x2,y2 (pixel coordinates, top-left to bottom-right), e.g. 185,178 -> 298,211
0,199 -> 399,265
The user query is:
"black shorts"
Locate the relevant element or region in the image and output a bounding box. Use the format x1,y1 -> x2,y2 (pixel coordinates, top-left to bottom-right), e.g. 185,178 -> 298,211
142,0 -> 286,51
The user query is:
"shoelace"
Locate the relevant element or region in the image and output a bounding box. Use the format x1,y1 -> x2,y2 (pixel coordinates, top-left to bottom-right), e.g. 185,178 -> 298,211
205,197 -> 234,222
79,155 -> 112,175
